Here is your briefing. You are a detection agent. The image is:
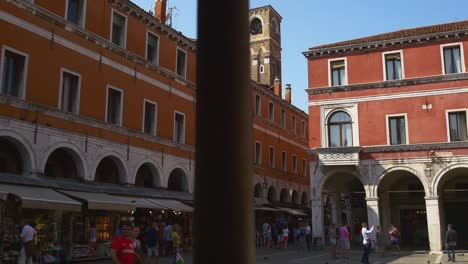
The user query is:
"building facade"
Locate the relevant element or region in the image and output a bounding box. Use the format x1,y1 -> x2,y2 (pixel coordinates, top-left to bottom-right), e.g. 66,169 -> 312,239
0,0 -> 310,260
250,6 -> 310,214
0,0 -> 195,261
304,21 -> 468,252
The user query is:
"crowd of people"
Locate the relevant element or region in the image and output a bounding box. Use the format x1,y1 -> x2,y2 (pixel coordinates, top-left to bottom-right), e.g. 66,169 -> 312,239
256,218 -> 313,251
110,221 -> 184,264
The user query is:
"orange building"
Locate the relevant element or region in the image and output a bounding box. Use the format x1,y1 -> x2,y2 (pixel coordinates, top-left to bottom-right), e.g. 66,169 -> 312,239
0,0 -> 310,261
249,6 -> 310,217
0,0 -> 195,261
304,21 -> 468,251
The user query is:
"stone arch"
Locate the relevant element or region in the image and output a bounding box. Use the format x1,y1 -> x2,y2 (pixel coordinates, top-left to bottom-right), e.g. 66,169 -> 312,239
280,188 -> 290,203
249,16 -> 263,35
318,168 -> 368,197
325,108 -> 354,123
291,190 -> 299,204
0,131 -> 35,175
41,142 -> 87,180
254,183 -> 263,198
374,166 -> 430,197
167,168 -> 189,192
93,153 -> 127,184
267,186 -> 277,202
432,163 -> 468,196
133,159 -> 161,188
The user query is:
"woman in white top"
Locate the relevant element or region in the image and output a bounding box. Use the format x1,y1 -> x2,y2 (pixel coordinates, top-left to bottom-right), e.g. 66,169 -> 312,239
361,223 -> 374,264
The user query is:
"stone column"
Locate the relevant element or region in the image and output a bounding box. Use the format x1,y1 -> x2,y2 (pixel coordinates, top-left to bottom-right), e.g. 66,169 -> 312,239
194,0 -> 254,262
336,193 -> 343,225
365,197 -> 380,241
425,197 -> 442,253
345,194 -> 353,228
311,198 -> 324,244
329,195 -> 337,225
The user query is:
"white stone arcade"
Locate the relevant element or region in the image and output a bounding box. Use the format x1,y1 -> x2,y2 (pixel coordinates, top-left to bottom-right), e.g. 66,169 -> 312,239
309,158 -> 468,253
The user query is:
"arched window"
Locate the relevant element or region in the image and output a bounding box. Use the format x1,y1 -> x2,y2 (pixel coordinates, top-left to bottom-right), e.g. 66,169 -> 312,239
250,18 -> 262,35
328,111 -> 353,147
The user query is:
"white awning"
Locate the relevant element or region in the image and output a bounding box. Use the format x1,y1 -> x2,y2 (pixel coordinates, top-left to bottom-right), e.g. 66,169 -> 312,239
114,196 -> 168,210
255,206 -> 281,211
0,184 -> 81,212
276,207 -> 308,216
147,199 -> 193,212
60,190 -> 135,211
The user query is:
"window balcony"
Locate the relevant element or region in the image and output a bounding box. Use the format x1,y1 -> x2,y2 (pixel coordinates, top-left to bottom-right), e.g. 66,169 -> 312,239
315,147 -> 361,166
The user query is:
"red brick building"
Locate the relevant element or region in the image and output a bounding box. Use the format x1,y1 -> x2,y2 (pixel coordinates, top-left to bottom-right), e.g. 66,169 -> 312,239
304,21 -> 468,252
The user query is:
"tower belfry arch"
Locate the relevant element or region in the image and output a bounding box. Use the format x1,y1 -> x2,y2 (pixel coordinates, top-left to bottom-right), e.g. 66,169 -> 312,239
249,6 -> 282,87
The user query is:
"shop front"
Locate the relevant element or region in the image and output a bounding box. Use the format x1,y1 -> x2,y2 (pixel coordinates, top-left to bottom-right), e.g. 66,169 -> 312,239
147,199 -> 194,251
58,190 -> 136,262
0,184 -> 81,263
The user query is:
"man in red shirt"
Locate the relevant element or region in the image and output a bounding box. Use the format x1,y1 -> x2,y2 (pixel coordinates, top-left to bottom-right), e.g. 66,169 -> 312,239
112,224 -> 138,264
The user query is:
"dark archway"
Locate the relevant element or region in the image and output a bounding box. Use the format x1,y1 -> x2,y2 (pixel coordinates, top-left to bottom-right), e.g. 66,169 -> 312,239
254,183 -> 262,198
44,148 -> 83,179
135,163 -> 160,188
167,168 -> 188,192
267,186 -> 276,202
291,190 -> 299,204
95,156 -> 123,184
250,18 -> 262,35
280,188 -> 289,203
322,172 -> 366,245
0,137 -> 25,174
378,170 -> 428,250
437,167 -> 468,249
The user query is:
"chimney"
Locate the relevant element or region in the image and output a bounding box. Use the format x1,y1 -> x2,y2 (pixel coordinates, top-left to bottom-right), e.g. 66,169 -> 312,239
285,84 -> 292,103
155,0 -> 167,23
273,77 -> 281,97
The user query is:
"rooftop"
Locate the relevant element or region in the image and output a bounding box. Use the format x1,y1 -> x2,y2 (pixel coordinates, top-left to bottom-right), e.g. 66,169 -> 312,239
308,20 -> 468,51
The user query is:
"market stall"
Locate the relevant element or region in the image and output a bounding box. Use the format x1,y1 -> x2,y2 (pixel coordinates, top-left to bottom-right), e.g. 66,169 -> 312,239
0,184 -> 81,263
58,190 -> 136,261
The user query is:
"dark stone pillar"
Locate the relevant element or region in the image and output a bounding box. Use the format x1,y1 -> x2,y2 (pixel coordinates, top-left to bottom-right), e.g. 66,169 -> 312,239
194,0 -> 254,263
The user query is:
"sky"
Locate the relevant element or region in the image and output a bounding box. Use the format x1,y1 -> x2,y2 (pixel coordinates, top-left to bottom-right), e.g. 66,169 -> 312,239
134,0 -> 468,113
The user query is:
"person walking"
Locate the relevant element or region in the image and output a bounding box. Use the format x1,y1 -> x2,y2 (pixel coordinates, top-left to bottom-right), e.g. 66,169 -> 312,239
18,221 -> 37,264
375,226 -> 384,257
282,225 -> 289,249
445,224 -> 457,262
144,222 -> 161,264
262,220 -> 272,248
164,222 -> 173,256
339,223 -> 350,259
111,224 -> 141,264
389,224 -> 400,256
361,223 -> 374,264
305,222 -> 312,252
132,226 -> 143,263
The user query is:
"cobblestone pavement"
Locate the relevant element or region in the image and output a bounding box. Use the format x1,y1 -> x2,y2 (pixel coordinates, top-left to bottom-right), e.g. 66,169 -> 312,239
81,248 -> 468,263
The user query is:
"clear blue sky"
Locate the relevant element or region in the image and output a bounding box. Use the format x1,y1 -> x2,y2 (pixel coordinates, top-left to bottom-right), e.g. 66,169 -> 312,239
134,0 -> 468,113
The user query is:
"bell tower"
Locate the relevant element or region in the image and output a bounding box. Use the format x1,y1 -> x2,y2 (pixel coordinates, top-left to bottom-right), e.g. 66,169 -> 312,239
249,5 -> 282,87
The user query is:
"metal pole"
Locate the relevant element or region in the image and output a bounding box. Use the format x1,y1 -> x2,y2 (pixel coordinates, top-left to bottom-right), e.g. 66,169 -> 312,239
194,0 -> 254,263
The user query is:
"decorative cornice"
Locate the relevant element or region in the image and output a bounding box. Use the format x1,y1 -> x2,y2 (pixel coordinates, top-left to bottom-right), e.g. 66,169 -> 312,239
303,30 -> 468,58
306,73 -> 468,96
362,141 -> 468,153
